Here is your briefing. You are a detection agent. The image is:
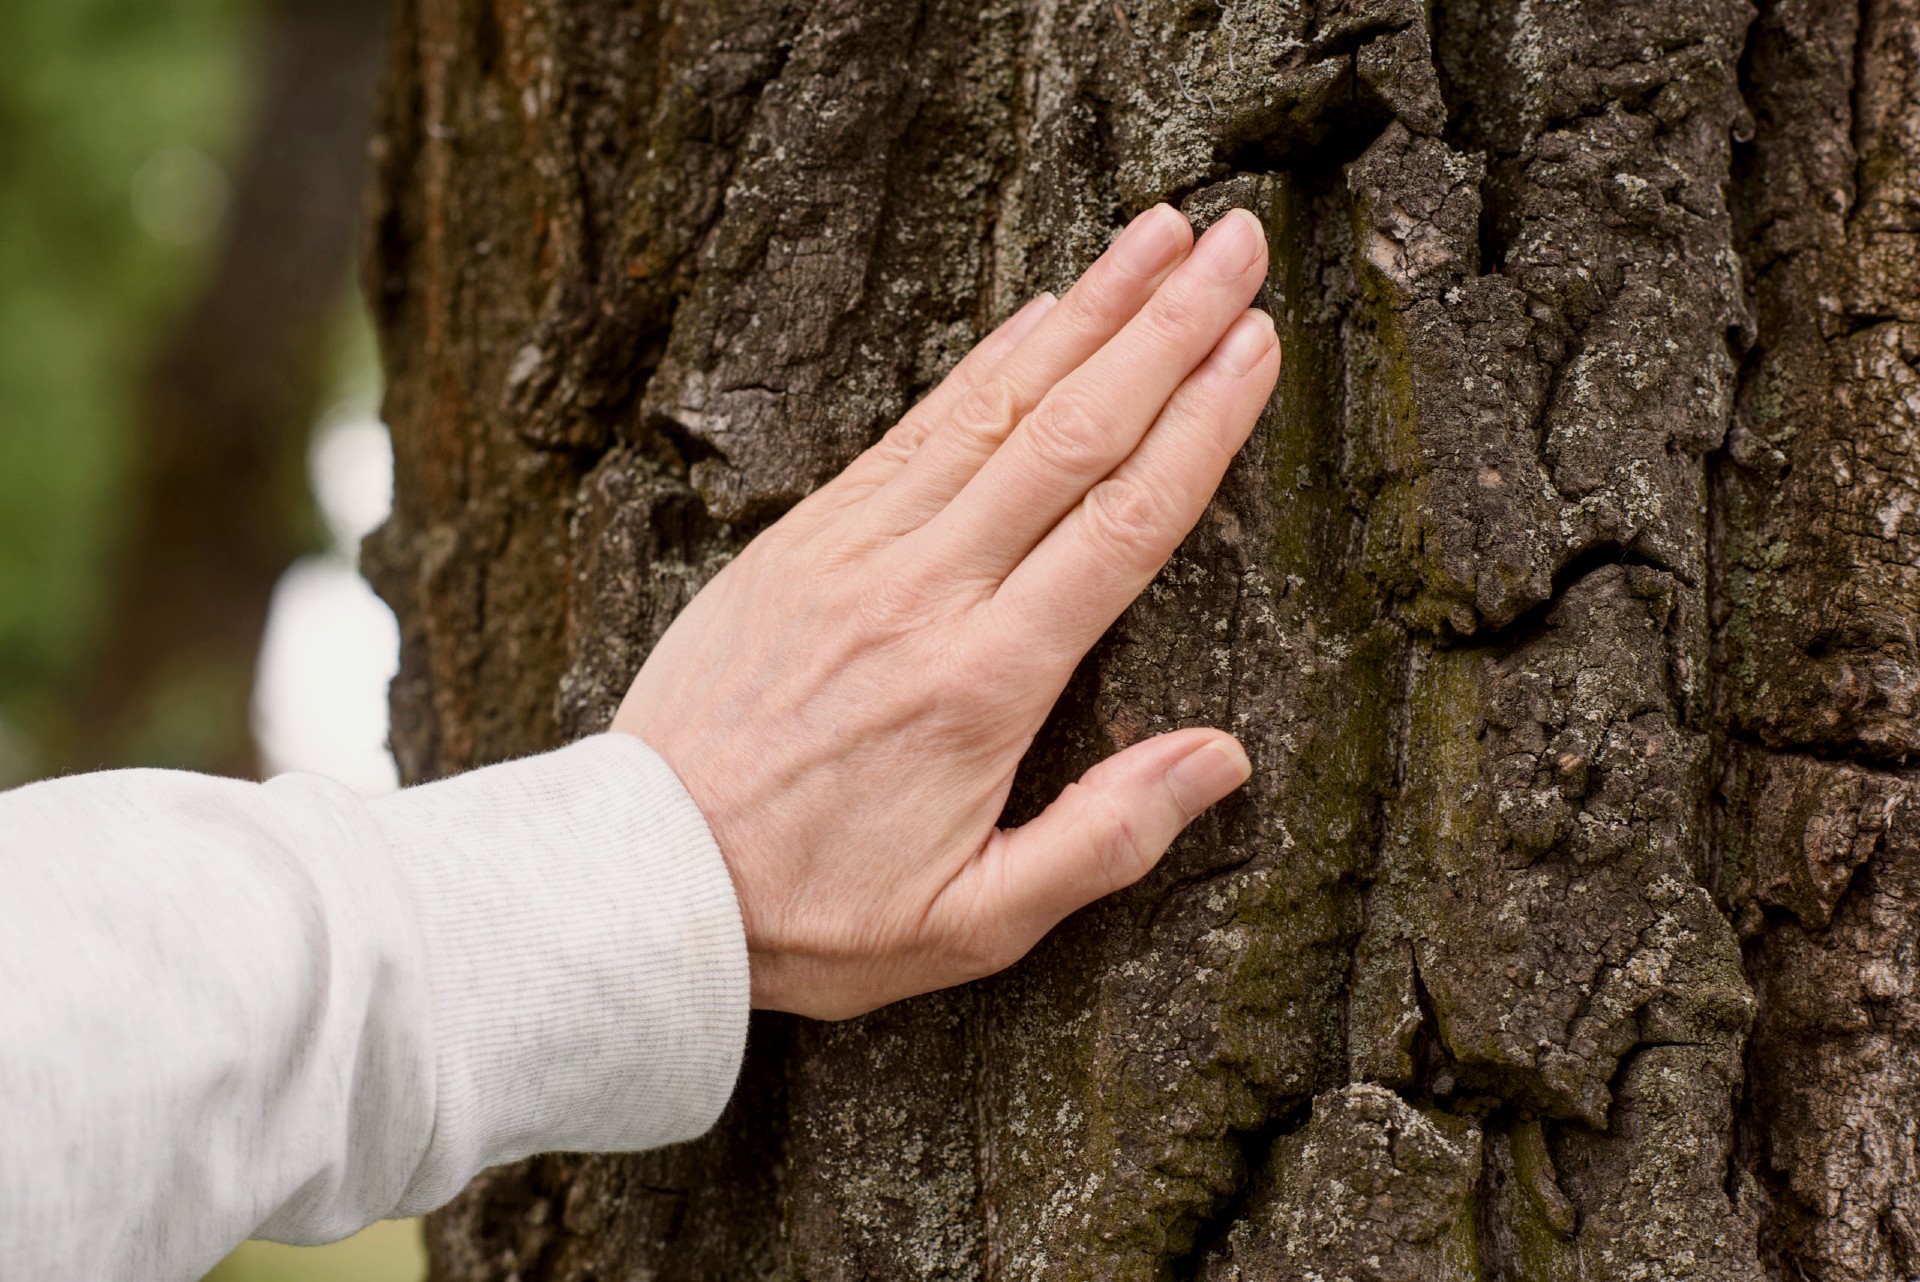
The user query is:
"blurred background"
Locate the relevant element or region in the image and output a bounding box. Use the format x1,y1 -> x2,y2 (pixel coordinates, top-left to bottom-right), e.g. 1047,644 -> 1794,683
1,0 -> 420,1275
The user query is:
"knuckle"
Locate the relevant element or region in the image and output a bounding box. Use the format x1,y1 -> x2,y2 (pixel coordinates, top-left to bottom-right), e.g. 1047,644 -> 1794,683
1024,389 -> 1111,474
951,376 -> 1021,447
1143,284 -> 1207,344
1084,476 -> 1164,556
1062,262 -> 1130,323
813,527 -> 888,575
852,568 -> 937,634
878,410 -> 934,460
913,642 -> 989,722
1084,784 -> 1155,889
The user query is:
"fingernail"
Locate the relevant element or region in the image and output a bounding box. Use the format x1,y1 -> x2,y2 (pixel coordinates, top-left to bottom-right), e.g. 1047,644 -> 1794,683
1213,310 -> 1276,376
1168,739 -> 1253,817
1192,209 -> 1264,281
1112,204 -> 1190,277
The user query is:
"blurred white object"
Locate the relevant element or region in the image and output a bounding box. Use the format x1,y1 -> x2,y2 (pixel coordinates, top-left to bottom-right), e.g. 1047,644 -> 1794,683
310,415 -> 394,551
253,414 -> 399,796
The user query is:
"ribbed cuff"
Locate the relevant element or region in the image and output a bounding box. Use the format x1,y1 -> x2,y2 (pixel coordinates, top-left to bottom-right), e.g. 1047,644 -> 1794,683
368,735 -> 749,1212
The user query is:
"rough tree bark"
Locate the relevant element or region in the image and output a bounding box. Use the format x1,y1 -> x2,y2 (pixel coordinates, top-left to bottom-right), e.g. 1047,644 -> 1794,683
362,0 -> 1920,1277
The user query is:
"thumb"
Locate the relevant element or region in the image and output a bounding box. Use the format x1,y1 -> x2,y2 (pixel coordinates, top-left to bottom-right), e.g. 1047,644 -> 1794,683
949,728 -> 1252,971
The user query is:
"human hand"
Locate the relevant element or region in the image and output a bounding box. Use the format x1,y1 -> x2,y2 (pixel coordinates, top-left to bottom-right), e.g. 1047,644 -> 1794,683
612,205 -> 1279,1019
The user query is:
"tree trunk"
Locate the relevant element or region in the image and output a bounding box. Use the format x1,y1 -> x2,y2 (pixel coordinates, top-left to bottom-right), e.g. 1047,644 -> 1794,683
362,0 -> 1920,1277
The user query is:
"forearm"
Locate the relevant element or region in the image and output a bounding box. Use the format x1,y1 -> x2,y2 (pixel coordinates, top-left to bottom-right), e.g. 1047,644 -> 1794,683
0,736 -> 747,1282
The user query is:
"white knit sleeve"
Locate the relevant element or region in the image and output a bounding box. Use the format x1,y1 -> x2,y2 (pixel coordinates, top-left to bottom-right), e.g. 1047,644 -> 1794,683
0,734 -> 749,1282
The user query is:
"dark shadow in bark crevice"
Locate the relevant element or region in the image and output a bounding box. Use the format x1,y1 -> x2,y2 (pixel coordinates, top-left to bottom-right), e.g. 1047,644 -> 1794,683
1162,1096 -> 1317,1281
1440,544 -> 1684,652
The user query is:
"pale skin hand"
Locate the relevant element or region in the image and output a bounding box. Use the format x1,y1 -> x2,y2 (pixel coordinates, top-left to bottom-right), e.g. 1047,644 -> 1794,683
613,205 -> 1280,1020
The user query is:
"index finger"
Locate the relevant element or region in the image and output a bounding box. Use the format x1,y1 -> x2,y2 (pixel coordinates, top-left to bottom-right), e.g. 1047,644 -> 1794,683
821,290 -> 1060,501
983,308 -> 1281,668
857,204 -> 1195,538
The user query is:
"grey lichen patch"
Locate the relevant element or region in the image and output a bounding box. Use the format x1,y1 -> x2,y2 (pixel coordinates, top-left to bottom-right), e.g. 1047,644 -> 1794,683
1091,0 -> 1447,207
1200,1084 -> 1485,1281
786,992 -> 984,1280
1348,933 -> 1422,1086
1554,1043 -> 1763,1281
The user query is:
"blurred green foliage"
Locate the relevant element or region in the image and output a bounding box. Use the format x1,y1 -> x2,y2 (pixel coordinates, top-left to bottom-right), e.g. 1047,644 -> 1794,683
0,0 -> 253,777
206,1219 -> 426,1282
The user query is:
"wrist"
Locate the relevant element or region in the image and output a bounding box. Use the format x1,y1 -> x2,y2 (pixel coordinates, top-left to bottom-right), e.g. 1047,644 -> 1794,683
369,735 -> 751,1204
